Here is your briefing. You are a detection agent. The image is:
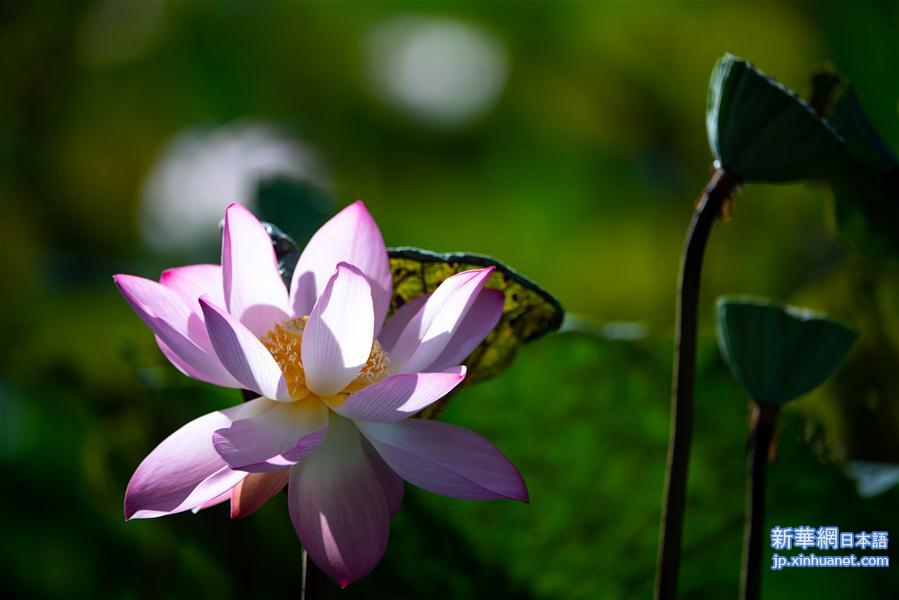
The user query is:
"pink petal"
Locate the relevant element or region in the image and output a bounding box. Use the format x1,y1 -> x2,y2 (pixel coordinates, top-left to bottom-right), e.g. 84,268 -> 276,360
222,203 -> 290,336
213,400 -> 328,472
289,201 -> 391,333
388,268 -> 495,374
158,265 -> 242,386
331,367 -> 466,422
155,336 -> 224,386
125,400 -> 268,519
427,288 -> 504,371
289,416 -> 391,588
191,490 -> 231,514
362,438 -> 404,516
230,470 -> 290,519
301,263 -> 374,397
377,294 -> 428,354
160,264 -> 225,311
200,297 -> 292,401
357,419 -> 528,502
114,274 -> 239,388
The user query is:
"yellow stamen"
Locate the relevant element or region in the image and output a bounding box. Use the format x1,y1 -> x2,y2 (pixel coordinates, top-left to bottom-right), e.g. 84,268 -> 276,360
260,317 -> 309,401
344,340 -> 393,394
260,316 -> 393,402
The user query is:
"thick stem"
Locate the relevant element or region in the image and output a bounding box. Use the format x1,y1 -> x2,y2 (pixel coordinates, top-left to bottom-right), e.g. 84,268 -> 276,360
655,168 -> 739,600
741,403 -> 778,600
302,550 -> 327,600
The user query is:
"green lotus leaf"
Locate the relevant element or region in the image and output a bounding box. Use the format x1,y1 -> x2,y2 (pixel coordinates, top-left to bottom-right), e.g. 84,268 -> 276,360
388,247 -> 564,418
715,296 -> 857,406
808,71 -> 899,259
706,53 -> 845,182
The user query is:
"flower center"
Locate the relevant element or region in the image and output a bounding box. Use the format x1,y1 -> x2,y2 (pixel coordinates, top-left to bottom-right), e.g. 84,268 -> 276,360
343,338 -> 392,394
260,316 -> 393,401
260,316 -> 309,400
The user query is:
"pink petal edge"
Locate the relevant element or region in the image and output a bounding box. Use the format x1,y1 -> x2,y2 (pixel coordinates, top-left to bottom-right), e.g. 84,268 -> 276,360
289,201 -> 392,334
230,470 -> 290,519
332,367 -> 466,422
124,400 -> 268,520
389,268 -> 495,374
200,297 -> 292,401
357,419 -> 529,502
222,202 -> 290,336
212,401 -> 328,472
301,263 -> 375,397
288,416 -> 391,587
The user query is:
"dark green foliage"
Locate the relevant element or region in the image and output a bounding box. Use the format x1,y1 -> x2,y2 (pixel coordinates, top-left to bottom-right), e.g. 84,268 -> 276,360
254,177 -> 337,283
716,296 -> 857,405
2,2 -> 897,598
809,72 -> 899,259
706,54 -> 845,182
255,177 -> 335,247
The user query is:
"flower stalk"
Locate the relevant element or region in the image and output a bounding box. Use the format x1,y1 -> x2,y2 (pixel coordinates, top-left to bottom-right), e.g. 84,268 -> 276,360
655,167 -> 739,600
716,296 -> 856,598
741,403 -> 778,600
302,549 -> 327,600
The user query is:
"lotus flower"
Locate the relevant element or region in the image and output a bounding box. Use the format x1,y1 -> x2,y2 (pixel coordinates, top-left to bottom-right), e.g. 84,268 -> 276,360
115,201 -> 527,586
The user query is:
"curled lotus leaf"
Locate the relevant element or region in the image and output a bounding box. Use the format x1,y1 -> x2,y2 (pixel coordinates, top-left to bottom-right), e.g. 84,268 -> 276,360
706,53 -> 845,182
388,247 -> 564,418
716,296 -> 857,406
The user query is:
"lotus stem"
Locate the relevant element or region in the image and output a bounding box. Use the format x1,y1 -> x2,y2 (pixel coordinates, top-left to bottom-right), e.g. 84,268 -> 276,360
741,403 -> 778,600
302,549 -> 327,600
655,167 -> 739,600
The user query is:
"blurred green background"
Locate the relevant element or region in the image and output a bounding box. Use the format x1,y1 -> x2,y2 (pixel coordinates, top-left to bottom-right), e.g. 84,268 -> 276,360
1,1 -> 897,598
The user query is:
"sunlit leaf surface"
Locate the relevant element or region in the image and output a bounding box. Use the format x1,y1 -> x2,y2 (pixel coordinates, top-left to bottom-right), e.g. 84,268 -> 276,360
706,53 -> 845,182
388,247 -> 564,418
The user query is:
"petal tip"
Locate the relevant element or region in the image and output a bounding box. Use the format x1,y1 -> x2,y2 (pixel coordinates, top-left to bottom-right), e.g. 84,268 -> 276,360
197,297 -> 213,314
123,495 -> 143,521
508,470 -> 529,503
123,475 -> 140,520
346,199 -> 373,217
197,294 -> 218,311
223,202 -> 259,226
334,261 -> 366,278
516,485 -> 530,504
112,273 -> 139,290
460,266 -> 495,287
